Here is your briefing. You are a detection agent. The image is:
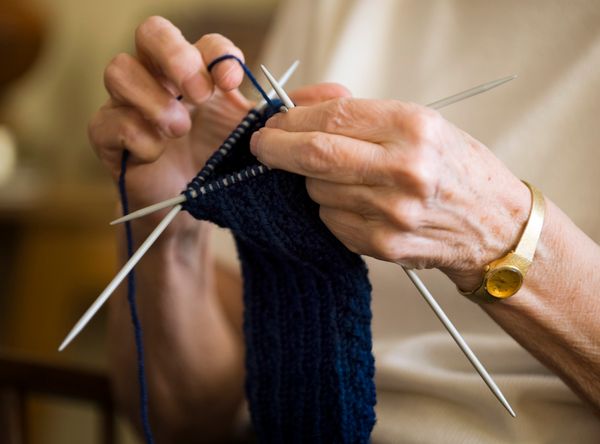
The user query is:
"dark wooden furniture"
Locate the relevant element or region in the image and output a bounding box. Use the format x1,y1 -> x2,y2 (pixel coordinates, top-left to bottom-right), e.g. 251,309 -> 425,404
0,352 -> 115,444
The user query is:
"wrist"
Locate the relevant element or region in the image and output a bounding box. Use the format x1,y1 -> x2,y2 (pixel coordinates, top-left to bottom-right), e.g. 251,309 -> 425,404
455,179 -> 546,304
444,177 -> 532,292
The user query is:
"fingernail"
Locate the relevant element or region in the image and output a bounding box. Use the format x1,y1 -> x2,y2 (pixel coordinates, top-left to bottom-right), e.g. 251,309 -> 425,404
250,131 -> 261,156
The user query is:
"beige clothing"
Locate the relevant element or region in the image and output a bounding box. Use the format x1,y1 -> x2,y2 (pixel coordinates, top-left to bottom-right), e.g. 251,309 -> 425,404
246,0 -> 600,442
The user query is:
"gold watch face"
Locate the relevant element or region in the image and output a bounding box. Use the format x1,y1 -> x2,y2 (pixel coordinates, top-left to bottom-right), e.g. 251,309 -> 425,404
485,267 -> 523,298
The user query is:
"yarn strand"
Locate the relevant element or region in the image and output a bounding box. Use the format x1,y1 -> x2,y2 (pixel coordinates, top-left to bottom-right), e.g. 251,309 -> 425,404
118,150 -> 155,444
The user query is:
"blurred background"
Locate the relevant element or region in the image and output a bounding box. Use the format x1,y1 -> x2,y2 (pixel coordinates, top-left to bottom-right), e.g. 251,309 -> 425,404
0,0 -> 278,442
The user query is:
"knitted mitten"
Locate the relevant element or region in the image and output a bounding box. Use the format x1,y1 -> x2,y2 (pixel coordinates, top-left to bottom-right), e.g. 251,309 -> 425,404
182,104 -> 376,443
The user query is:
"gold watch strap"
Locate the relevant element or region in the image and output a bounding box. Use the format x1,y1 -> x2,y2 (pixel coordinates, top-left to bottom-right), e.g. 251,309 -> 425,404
515,181 -> 546,261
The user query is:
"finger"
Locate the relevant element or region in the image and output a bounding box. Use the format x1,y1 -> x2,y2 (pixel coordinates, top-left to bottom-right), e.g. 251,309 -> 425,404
288,82 -> 352,106
250,128 -> 386,184
89,104 -> 166,173
265,98 -> 430,143
196,33 -> 245,91
318,206 -> 373,255
306,178 -> 423,230
319,206 -> 422,264
135,16 -> 213,103
307,178 -> 383,217
306,178 -> 372,213
103,53 -> 191,137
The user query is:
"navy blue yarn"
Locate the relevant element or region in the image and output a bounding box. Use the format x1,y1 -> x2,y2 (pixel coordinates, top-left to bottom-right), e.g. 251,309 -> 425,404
207,54 -> 274,107
118,150 -> 155,444
176,54 -> 273,107
182,104 -> 377,442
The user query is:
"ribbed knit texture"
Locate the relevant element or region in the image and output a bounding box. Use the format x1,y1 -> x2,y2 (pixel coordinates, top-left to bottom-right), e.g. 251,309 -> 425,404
182,104 -> 376,443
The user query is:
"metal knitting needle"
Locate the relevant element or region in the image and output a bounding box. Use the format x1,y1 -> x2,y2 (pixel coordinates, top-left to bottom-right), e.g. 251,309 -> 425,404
58,62 -> 300,352
110,74 -> 517,226
109,60 -> 300,226
261,63 -> 516,417
427,75 -> 516,110
403,268 -> 515,417
59,204 -> 181,351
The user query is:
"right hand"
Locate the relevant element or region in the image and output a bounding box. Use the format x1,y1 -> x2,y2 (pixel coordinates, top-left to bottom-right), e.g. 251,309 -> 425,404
89,16 -> 252,234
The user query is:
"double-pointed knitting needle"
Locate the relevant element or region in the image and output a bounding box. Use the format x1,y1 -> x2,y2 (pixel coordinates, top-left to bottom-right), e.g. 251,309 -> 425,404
58,62 -> 300,353
260,63 -> 516,418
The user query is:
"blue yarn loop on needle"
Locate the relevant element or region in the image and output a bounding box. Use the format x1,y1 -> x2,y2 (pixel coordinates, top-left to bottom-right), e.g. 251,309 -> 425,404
117,55 -> 274,444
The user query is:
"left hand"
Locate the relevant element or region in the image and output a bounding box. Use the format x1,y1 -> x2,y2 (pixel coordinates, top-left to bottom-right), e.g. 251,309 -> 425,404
250,96 -> 531,291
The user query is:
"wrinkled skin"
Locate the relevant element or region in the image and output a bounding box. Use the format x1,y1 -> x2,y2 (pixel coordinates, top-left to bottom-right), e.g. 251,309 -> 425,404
250,98 -> 530,291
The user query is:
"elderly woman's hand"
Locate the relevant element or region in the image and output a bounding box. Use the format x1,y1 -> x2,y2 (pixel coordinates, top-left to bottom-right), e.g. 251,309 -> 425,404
88,16 -> 349,238
250,97 -> 531,291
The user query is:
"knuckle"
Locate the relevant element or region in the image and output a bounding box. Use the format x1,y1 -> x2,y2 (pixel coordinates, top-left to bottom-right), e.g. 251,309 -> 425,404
321,97 -> 353,133
369,229 -> 402,261
396,103 -> 441,145
199,33 -> 230,51
385,198 -> 422,231
118,123 -> 159,163
118,120 -> 141,149
198,33 -> 221,46
198,33 -> 244,64
103,53 -> 131,91
385,151 -> 437,197
87,112 -> 102,146
406,152 -> 437,196
166,49 -> 201,82
300,133 -> 333,173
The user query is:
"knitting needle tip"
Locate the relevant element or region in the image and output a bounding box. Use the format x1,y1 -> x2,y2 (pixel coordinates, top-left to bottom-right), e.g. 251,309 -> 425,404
59,205 -> 183,351
261,64 -> 295,109
402,268 -> 516,417
427,74 -> 517,110
110,195 -> 187,225
257,60 -> 299,109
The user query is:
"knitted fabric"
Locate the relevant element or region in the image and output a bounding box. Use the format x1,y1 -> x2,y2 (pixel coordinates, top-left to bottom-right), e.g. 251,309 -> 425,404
182,103 -> 377,443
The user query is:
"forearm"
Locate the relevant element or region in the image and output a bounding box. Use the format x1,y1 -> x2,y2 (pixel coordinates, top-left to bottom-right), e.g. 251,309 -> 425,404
108,215 -> 244,442
482,198 -> 600,413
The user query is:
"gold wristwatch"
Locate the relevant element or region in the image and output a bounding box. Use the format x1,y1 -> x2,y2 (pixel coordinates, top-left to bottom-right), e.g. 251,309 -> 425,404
460,181 -> 545,303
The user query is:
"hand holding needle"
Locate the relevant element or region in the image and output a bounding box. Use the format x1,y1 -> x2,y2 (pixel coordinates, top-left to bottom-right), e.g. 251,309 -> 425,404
58,61 -> 299,352
60,64 -> 518,417
260,63 -> 516,417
